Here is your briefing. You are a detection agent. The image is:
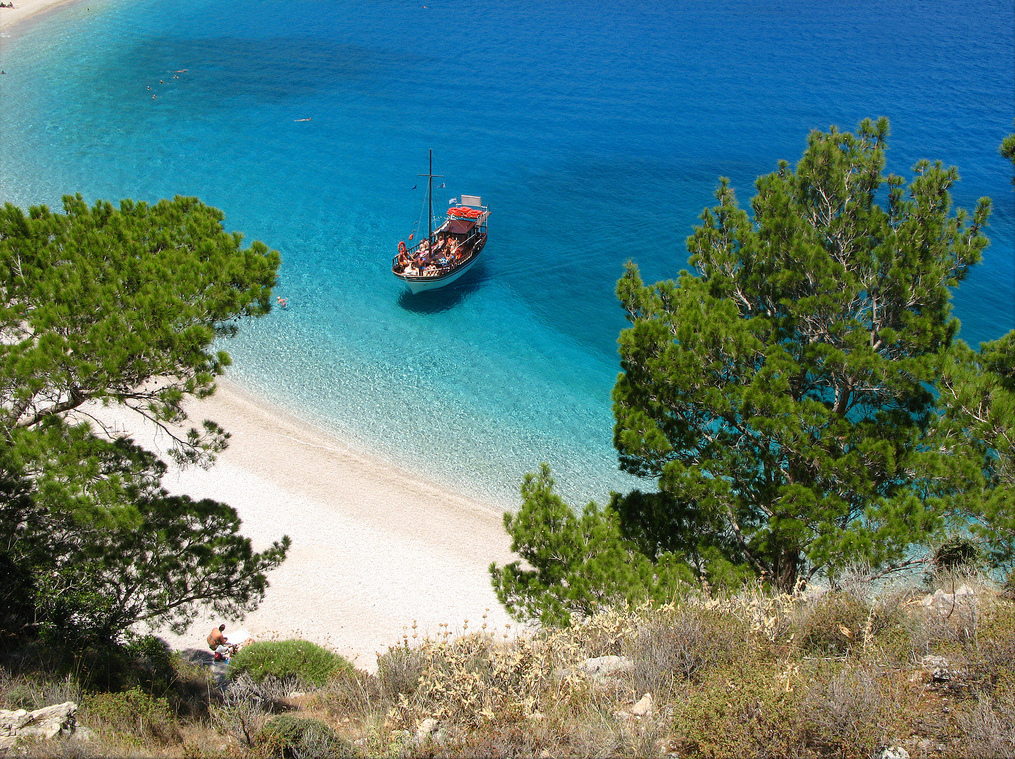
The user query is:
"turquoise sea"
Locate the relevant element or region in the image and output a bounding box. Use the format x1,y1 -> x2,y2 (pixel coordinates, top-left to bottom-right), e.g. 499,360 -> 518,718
1,0 -> 1013,509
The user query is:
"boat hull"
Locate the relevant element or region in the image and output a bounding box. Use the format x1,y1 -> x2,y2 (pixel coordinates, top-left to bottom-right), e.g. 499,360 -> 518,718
397,239 -> 484,293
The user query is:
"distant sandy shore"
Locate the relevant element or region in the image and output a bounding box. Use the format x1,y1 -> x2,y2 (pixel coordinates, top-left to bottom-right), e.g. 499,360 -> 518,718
0,0 -> 82,31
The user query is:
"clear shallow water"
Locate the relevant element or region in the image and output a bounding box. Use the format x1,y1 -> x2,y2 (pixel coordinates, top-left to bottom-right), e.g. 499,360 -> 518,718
1,0 -> 1013,509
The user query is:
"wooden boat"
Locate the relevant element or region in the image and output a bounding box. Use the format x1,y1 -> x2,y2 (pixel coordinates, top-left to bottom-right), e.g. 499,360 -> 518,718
392,151 -> 489,294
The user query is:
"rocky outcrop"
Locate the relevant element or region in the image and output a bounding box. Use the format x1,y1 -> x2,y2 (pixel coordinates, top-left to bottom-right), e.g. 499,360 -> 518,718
919,585 -> 977,614
0,702 -> 80,752
580,655 -> 633,679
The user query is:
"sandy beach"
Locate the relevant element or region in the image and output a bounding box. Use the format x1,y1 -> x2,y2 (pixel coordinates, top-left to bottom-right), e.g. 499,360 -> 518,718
111,379 -> 519,671
0,0 -> 81,31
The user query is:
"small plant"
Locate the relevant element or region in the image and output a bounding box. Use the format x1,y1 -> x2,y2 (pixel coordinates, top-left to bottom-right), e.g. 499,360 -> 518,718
258,714 -> 353,759
319,666 -> 383,721
958,684 -> 1015,759
797,591 -> 871,656
801,663 -> 903,759
228,640 -> 351,689
0,669 -> 80,711
376,643 -> 426,699
627,604 -> 748,696
81,686 -> 180,745
212,674 -> 270,749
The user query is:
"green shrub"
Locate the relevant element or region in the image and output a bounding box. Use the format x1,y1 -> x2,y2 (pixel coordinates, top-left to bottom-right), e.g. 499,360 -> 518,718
258,714 -> 353,759
0,635 -> 177,695
228,640 -> 351,688
81,686 -> 180,745
797,592 -> 871,656
973,600 -> 1015,692
669,660 -> 805,758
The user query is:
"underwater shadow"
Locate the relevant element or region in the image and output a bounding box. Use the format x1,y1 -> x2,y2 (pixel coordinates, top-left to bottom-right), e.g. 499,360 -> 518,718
397,263 -> 488,314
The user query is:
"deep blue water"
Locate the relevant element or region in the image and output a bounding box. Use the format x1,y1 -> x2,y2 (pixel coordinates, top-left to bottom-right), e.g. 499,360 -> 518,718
1,0 -> 1013,509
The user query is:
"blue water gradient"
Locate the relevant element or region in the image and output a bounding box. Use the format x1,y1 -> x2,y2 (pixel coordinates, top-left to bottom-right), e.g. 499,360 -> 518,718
1,0 -> 1012,509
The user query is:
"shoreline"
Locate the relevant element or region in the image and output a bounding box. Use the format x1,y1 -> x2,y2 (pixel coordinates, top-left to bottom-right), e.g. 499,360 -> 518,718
144,377 -> 519,671
0,0 -> 85,32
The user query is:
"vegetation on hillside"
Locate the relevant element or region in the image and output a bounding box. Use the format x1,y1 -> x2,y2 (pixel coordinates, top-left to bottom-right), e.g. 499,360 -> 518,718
3,576 -> 1014,757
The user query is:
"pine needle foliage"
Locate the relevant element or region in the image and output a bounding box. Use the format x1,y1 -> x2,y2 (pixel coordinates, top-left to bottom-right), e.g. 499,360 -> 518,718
611,118 -> 998,592
0,194 -> 289,643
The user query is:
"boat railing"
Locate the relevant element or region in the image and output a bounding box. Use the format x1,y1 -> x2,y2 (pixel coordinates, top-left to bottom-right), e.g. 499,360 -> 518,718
393,212 -> 487,277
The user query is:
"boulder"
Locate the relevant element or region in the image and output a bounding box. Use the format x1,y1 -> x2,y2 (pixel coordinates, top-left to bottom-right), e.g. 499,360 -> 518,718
580,655 -> 633,679
0,702 -> 78,751
919,585 -> 977,614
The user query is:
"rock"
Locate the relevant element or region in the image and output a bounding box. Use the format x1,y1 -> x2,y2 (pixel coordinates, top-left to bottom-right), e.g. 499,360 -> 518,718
931,667 -> 952,683
0,702 -> 78,751
921,654 -> 955,683
415,717 -> 439,746
580,655 -> 633,679
630,693 -> 654,718
920,586 -> 978,614
875,747 -> 910,759
616,692 -> 656,723
70,725 -> 96,742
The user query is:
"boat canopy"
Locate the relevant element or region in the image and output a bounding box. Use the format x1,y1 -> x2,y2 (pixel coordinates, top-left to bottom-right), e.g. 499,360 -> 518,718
446,219 -> 477,235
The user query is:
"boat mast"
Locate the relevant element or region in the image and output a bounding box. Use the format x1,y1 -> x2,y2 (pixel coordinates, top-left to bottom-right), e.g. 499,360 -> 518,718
419,149 -> 443,243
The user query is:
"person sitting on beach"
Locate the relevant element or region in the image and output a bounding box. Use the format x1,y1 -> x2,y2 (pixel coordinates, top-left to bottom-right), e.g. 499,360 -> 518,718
207,624 -> 228,651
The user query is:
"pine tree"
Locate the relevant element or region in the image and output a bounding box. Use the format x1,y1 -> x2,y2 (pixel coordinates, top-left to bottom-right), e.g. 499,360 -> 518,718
0,194 -> 288,642
490,464 -> 691,626
612,119 -> 992,592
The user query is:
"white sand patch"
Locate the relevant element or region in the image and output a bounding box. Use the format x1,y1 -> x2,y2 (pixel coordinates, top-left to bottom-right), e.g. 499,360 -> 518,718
85,380 -> 518,672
